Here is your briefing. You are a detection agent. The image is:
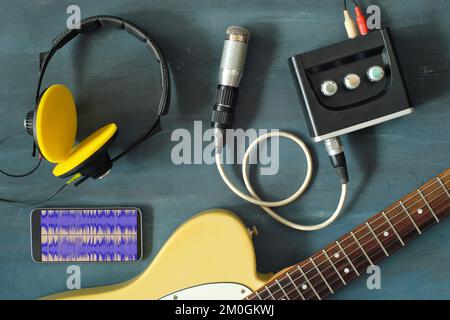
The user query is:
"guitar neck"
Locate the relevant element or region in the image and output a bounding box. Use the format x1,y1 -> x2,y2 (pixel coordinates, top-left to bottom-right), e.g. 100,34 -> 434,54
247,168 -> 450,300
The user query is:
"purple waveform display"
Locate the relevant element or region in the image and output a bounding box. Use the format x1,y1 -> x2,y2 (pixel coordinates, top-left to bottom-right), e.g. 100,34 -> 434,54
40,209 -> 138,262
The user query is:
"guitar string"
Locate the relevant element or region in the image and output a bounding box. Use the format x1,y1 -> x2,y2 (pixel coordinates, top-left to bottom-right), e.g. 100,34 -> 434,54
260,189 -> 449,300
288,194 -> 450,300
257,183 -> 449,300
288,172 -> 450,281
264,192 -> 450,300
253,177 -> 449,299
255,175 -> 450,298
250,177 -> 449,300
293,193 -> 450,300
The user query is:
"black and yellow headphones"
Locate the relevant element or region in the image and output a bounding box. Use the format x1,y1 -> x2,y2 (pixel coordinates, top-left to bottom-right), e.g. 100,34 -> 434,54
23,16 -> 170,187
0,16 -> 170,204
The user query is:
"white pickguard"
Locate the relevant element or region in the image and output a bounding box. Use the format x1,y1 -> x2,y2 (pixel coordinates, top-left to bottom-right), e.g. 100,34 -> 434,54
159,283 -> 252,300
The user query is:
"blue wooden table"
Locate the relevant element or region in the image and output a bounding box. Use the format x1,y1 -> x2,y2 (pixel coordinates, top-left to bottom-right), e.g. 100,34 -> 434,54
0,0 -> 448,299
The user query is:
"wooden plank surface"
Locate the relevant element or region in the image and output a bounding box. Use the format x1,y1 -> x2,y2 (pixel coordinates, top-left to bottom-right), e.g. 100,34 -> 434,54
0,0 -> 448,299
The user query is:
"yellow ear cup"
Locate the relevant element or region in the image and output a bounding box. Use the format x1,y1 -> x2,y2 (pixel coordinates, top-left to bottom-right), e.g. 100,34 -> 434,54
53,123 -> 118,177
35,84 -> 77,163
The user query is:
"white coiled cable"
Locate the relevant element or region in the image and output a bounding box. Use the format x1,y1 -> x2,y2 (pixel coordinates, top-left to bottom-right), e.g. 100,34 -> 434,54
215,130 -> 347,231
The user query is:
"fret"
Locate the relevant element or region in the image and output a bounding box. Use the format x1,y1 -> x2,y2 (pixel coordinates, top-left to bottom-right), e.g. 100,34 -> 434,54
286,272 -> 305,300
350,231 -> 374,266
322,248 -> 348,283
385,203 -> 419,243
435,172 -> 450,220
264,285 -> 275,300
270,280 -> 290,300
353,225 -> 387,266
276,272 -> 304,300
420,176 -> 450,220
399,201 -> 422,234
273,273 -> 301,300
309,257 -> 334,293
367,212 -> 403,256
335,241 -> 359,276
297,265 -> 321,300
381,211 -> 405,246
401,191 -> 440,235
246,289 -> 263,300
417,189 -> 439,222
308,251 -> 346,296
338,234 -> 371,275
275,279 -> 290,300
255,286 -> 271,300
436,177 -> 450,199
246,169 -> 450,301
300,260 -> 331,299
287,265 -> 321,300
366,222 -> 389,256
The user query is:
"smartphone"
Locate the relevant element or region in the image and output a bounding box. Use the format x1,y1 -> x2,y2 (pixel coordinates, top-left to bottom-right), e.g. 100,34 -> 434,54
30,208 -> 142,262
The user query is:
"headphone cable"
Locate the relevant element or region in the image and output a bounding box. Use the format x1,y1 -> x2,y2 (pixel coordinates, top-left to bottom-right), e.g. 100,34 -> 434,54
0,173 -> 82,206
111,116 -> 161,163
0,182 -> 67,206
0,157 -> 42,178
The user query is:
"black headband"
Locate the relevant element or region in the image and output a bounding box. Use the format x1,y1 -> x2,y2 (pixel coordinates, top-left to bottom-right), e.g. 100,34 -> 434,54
36,15 -> 171,162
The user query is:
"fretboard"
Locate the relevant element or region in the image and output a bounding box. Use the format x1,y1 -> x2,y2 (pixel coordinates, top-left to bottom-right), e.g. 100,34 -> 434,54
246,168 -> 450,300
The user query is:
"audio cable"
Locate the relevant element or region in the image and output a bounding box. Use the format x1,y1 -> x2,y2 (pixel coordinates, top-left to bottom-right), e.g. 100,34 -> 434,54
343,0 -> 358,39
0,172 -> 81,206
0,156 -> 42,178
0,137 -> 69,204
0,183 -> 67,206
0,135 -> 42,178
211,26 -> 349,231
344,0 -> 369,38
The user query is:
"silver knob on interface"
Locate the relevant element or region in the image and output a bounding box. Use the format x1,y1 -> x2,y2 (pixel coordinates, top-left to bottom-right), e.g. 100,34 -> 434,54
343,73 -> 361,90
320,80 -> 338,97
367,66 -> 385,82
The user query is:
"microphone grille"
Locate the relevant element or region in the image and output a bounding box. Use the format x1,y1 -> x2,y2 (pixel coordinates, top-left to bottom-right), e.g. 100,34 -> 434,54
226,26 -> 251,42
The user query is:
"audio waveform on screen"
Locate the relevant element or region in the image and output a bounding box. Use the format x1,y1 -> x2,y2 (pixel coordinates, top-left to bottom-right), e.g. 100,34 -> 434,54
40,209 -> 138,262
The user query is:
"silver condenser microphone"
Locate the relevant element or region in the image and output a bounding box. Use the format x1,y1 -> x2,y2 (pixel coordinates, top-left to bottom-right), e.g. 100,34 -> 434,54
218,26 -> 251,87
212,26 -> 251,130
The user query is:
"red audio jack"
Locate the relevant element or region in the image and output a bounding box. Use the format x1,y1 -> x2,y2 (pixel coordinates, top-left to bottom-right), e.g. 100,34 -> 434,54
354,3 -> 369,35
343,0 -> 369,38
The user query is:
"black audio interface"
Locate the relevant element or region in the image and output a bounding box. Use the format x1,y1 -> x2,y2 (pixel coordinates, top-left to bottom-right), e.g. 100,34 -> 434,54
289,28 -> 413,142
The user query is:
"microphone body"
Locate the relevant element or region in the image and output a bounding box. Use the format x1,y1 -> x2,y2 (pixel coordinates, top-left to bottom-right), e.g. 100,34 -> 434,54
212,26 -> 250,130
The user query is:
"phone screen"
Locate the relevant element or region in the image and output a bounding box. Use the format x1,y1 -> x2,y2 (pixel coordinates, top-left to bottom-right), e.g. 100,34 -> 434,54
31,208 -> 142,262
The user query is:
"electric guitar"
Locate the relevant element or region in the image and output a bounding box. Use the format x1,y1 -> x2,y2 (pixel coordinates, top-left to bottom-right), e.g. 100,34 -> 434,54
43,168 -> 450,300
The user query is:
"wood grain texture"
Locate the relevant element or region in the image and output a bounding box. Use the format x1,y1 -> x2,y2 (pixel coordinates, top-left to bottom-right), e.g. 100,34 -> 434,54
0,0 -> 449,299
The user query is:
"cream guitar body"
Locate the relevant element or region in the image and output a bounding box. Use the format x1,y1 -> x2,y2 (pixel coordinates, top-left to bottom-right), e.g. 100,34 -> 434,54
41,168 -> 450,300
43,210 -> 271,300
